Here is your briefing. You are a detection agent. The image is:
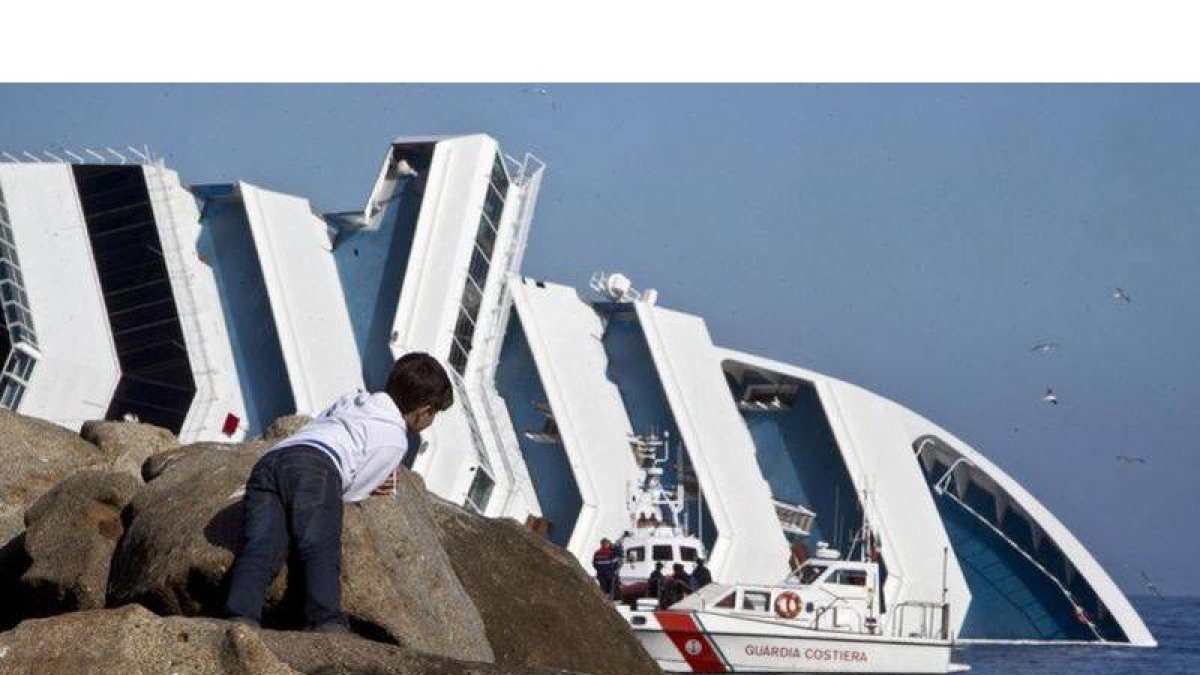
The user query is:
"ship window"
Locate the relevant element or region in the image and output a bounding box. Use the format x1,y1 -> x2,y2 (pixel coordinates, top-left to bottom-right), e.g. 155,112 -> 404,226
679,546 -> 697,562
830,570 -> 868,587
714,592 -> 736,608
490,154 -> 510,196
741,591 -> 770,612
652,545 -> 674,561
798,564 -> 828,585
464,468 -> 495,514
627,547 -> 645,563
483,187 -> 504,226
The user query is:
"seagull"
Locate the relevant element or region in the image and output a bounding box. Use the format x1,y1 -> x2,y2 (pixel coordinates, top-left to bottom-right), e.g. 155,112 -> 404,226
1116,455 -> 1148,465
394,158 -> 419,179
1030,341 -> 1060,354
1042,388 -> 1058,405
1140,571 -> 1165,600
1112,287 -> 1132,303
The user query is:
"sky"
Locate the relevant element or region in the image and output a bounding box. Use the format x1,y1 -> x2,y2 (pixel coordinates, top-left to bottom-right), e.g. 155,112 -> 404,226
1,84 -> 1197,597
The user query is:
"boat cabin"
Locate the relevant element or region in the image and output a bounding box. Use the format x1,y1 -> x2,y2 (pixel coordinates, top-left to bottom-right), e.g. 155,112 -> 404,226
672,550 -> 885,634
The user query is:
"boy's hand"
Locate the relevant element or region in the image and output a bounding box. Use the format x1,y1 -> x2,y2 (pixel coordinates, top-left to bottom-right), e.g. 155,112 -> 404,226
371,472 -> 398,496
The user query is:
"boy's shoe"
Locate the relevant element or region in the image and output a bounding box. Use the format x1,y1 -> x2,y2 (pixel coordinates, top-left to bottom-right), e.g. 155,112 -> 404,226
228,616 -> 260,628
311,620 -> 351,634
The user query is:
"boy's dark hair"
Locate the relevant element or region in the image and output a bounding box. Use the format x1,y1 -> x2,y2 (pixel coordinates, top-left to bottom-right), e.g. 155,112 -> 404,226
385,352 -> 453,413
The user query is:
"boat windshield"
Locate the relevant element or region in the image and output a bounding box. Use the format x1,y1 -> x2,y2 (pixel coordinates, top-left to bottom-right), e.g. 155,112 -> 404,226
797,564 -> 827,585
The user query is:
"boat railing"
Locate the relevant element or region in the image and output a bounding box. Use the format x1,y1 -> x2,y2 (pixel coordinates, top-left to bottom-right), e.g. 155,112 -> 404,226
811,596 -> 866,633
887,600 -> 951,641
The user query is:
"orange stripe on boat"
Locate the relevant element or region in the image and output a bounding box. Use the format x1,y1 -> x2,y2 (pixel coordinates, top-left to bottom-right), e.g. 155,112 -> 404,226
654,611 -> 728,673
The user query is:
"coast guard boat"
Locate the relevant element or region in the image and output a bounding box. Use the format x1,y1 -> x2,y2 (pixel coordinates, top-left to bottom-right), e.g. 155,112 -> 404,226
615,430 -> 708,601
620,532 -> 967,673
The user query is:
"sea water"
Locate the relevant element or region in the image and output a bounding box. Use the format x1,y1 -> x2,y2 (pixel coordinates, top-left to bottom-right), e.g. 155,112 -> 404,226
953,597 -> 1199,675
758,597 -> 1199,675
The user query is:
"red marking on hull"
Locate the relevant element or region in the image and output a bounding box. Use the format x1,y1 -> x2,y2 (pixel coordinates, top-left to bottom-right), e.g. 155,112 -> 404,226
654,611 -> 728,673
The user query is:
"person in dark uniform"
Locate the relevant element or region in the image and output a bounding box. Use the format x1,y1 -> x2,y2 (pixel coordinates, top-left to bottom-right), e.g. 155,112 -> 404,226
592,538 -> 620,599
691,558 -> 713,588
646,561 -> 665,602
659,563 -> 694,609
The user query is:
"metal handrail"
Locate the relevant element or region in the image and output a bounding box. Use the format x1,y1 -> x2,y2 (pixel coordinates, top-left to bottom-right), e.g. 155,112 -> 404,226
935,471 -> 1104,641
455,152 -> 544,516
888,600 -> 950,640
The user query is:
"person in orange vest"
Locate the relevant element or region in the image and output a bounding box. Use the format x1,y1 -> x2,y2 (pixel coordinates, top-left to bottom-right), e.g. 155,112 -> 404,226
592,538 -> 621,599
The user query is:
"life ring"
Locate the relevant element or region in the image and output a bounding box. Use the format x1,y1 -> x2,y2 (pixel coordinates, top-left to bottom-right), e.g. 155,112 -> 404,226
774,591 -> 802,619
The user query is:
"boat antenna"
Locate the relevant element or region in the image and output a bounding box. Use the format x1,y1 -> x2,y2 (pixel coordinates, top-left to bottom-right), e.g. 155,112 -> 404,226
833,485 -> 841,553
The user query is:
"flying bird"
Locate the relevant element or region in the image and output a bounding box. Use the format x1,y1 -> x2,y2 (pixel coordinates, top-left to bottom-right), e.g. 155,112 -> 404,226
1140,571 -> 1165,600
1042,388 -> 1058,405
1116,455 -> 1148,465
1112,287 -> 1132,303
1030,341 -> 1060,354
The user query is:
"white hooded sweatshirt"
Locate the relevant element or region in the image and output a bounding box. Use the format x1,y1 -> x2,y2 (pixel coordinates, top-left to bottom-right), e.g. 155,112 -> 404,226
268,391 -> 408,502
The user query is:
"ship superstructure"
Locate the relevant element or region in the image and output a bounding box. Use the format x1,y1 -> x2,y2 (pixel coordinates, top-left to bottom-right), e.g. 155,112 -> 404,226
0,136 -> 1153,647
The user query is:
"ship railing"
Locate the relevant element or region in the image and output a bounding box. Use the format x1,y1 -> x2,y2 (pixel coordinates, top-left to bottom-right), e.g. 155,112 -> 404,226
458,152 -> 545,516
0,145 -> 156,166
930,455 -> 1106,642
772,499 -> 816,537
887,600 -> 951,641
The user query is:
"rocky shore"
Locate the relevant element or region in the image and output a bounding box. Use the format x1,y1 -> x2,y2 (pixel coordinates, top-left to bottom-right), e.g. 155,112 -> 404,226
0,410 -> 660,675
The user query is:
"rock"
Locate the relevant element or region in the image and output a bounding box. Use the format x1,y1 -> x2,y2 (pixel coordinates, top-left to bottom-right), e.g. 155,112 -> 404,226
109,444 -> 494,663
80,420 -> 178,481
0,410 -> 104,550
19,470 -> 140,616
108,443 -> 264,617
258,629 -> 578,675
339,471 -> 493,662
260,415 -> 313,442
0,534 -> 30,631
430,500 -> 661,675
0,604 -> 299,675
0,606 -> 579,675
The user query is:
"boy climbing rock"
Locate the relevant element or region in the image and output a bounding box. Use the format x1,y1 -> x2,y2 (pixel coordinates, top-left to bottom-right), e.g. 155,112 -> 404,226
224,352 -> 453,631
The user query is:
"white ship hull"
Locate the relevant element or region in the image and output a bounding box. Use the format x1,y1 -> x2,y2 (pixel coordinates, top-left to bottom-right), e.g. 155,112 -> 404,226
626,609 -> 958,674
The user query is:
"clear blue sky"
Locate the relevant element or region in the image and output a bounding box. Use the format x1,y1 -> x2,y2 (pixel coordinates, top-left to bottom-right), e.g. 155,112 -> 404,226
2,84 -> 1196,597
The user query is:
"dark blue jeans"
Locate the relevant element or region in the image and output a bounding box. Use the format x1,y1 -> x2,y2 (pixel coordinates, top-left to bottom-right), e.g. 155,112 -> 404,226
224,446 -> 345,627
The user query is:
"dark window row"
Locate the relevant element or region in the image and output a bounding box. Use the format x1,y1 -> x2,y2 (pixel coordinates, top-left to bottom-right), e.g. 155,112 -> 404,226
0,182 -> 37,412
73,165 -> 196,432
448,153 -> 510,375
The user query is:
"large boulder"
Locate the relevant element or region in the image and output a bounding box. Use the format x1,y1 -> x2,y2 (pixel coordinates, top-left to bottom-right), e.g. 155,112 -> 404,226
338,470 -> 493,661
0,605 -> 579,675
19,470 -> 141,616
260,415 -> 312,442
109,444 -> 494,663
430,500 -> 661,675
0,604 -> 299,675
0,534 -> 29,632
0,411 -> 104,550
79,420 -> 178,481
107,442 -> 261,617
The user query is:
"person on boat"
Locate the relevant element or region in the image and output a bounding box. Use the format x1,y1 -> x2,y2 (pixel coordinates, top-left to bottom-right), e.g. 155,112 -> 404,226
224,352 -> 453,632
691,558 -> 712,588
647,561 -> 665,601
592,538 -> 620,599
659,563 -> 694,609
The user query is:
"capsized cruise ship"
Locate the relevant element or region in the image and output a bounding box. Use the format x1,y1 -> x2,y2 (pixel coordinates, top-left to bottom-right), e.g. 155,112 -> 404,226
0,136 -> 1154,647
